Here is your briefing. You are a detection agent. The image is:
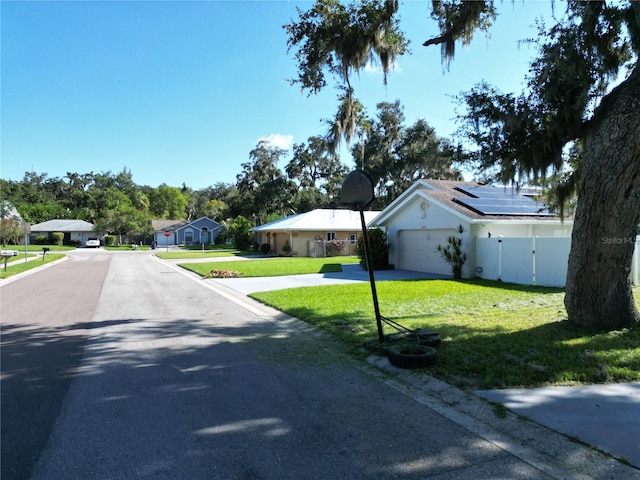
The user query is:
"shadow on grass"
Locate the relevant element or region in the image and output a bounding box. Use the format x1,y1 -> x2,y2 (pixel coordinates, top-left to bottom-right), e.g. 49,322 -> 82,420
451,278 -> 565,295
400,319 -> 639,390
261,298 -> 639,390
318,263 -> 343,274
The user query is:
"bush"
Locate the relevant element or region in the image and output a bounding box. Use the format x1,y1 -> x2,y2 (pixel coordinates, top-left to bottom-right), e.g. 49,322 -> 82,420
437,225 -> 467,279
51,232 -> 64,246
357,227 -> 390,270
224,216 -> 254,250
105,235 -> 117,246
282,240 -> 292,256
35,235 -> 47,245
260,243 -> 271,254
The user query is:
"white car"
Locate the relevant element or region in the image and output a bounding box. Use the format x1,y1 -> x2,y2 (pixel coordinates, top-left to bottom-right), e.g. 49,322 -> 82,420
85,238 -> 100,248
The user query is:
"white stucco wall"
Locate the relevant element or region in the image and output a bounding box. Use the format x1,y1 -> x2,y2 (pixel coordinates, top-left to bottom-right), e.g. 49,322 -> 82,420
378,196 -> 575,279
380,197 -> 474,277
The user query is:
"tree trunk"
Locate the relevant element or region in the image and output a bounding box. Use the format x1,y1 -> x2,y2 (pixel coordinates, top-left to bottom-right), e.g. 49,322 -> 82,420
564,67 -> 640,330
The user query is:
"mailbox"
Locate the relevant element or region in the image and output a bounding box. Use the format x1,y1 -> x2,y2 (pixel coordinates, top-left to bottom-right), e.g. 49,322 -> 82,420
1,249 -> 19,272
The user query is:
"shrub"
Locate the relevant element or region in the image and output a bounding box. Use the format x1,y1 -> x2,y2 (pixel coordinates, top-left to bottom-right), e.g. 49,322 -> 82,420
282,240 -> 292,256
437,225 -> 467,279
260,243 -> 271,254
223,216 -> 254,250
326,239 -> 345,256
35,235 -> 47,245
105,235 -> 116,246
357,227 -> 390,270
51,232 -> 64,246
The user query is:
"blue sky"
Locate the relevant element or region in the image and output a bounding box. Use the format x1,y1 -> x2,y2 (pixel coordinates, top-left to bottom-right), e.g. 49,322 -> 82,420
1,1 -> 557,190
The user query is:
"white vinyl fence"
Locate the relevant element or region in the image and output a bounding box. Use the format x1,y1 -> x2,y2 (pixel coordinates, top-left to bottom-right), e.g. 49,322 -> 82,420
475,236 -> 640,287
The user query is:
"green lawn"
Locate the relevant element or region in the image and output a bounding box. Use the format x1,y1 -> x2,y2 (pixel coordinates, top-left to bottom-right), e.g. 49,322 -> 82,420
156,246 -> 255,260
250,279 -> 640,390
105,245 -> 151,251
179,256 -> 361,277
0,254 -> 66,279
9,244 -> 76,252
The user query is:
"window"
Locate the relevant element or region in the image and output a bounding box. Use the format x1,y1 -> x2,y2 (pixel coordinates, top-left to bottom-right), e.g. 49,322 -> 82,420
349,233 -> 356,245
185,228 -> 194,244
327,232 -> 336,241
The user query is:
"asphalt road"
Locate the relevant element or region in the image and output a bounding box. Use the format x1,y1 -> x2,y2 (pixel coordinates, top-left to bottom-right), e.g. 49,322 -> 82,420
1,250 -> 637,479
1,250 -> 111,480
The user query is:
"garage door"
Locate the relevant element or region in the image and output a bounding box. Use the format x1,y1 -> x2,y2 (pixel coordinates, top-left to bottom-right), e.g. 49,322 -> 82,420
156,233 -> 174,246
397,229 -> 457,275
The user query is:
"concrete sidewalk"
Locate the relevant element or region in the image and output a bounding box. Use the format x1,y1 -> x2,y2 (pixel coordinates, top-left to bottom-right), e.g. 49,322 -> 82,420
204,262 -> 640,471
477,383 -> 640,468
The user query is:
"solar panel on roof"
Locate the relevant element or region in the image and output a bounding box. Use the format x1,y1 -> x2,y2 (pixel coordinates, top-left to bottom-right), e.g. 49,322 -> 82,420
453,197 -> 554,216
454,185 -> 539,199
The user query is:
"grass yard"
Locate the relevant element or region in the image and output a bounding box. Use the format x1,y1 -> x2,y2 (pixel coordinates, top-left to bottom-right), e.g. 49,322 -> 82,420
179,256 -> 361,277
12,244 -> 75,252
250,280 -> 640,390
105,245 -> 151,251
0,254 -> 66,279
156,246 -> 255,260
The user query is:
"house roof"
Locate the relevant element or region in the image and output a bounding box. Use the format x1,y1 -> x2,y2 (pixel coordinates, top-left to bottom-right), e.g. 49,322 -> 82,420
254,209 -> 380,232
174,217 -> 221,232
152,219 -> 189,232
31,219 -> 95,232
371,179 -> 572,226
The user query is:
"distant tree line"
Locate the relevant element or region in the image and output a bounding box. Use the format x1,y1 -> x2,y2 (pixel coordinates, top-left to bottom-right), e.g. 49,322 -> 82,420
0,100 -> 461,241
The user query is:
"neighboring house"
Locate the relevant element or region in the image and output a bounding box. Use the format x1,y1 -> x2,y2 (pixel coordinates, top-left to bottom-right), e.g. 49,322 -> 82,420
30,219 -> 96,245
152,217 -> 222,246
253,209 -> 380,257
370,179 -> 577,286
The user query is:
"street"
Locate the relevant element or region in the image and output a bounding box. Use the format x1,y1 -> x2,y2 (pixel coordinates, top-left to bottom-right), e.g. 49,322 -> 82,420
0,249 -> 633,479
1,249 -> 111,480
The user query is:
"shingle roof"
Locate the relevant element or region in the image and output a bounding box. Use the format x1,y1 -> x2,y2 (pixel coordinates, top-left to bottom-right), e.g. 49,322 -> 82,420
31,219 -> 95,232
371,179 -> 573,227
253,209 -> 380,232
418,179 -> 562,221
152,220 -> 189,231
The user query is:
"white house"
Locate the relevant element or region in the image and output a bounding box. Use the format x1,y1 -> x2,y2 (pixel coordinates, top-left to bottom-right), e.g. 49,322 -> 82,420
30,219 -> 96,246
369,179 -> 577,286
253,209 -> 380,257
